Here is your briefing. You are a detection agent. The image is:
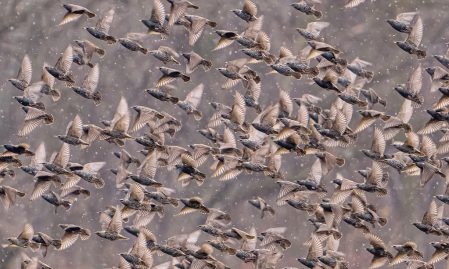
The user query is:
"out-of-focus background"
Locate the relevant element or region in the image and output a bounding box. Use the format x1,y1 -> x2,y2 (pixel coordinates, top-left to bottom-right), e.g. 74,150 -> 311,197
1,0 -> 449,268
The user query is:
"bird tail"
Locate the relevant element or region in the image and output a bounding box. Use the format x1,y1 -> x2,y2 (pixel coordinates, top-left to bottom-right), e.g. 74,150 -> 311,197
365,71 -> 374,82
190,110 -> 202,121
95,48 -> 106,57
263,54 -> 277,65
307,67 -> 320,78
295,147 -> 306,157
50,89 -> 61,101
44,114 -> 54,124
29,242 -> 41,252
65,74 -> 76,87
200,205 -> 210,214
208,21 -> 218,28
168,198 -> 179,207
92,91 -> 102,105
181,74 -> 191,82
416,49 -> 427,60
293,72 -> 302,80
80,229 -> 91,240
34,102 -> 46,111
173,59 -> 180,65
357,100 -> 369,107
52,239 -> 62,250
313,10 -> 322,19
336,158 -> 345,167
140,47 -> 149,55
202,60 -> 213,72
375,188 -> 388,197
86,11 -> 96,18
253,75 -> 261,84
17,190 -> 26,197
412,94 -> 424,108
152,182 -> 164,188
94,178 -> 105,189
337,58 -> 348,67
255,104 -> 262,114
267,206 -> 276,216
378,217 -> 388,227
62,201 -> 72,211
87,63 -> 94,68
381,115 -> 391,121
227,247 -> 237,255
169,96 -> 179,104
12,159 -> 22,168
191,4 -> 200,9
6,169 -> 15,179
332,229 -> 343,240
106,36 -> 118,45
160,26 -> 170,40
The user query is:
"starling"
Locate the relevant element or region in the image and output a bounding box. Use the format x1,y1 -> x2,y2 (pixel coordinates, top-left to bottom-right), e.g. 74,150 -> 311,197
0,155 -> 22,168
28,171 -> 61,201
297,234 -> 323,268
179,196 -> 210,215
65,162 -> 106,189
316,151 -> 345,176
13,83 -> 46,111
177,83 -> 204,120
141,0 -> 169,39
248,197 -> 275,219
365,234 -> 393,269
362,128 -> 388,162
84,9 -> 116,44
41,191 -> 71,214
337,92 -> 368,107
60,185 -> 90,202
395,16 -> 426,59
391,131 -> 423,156
383,99 -> 413,140
346,57 -> 374,82
182,51 -> 212,74
206,240 -> 237,255
45,45 -> 75,87
428,241 -> 449,267
220,92 -> 249,133
146,85 -> 179,104
129,106 -> 165,134
394,64 -> 423,108
59,224 -> 91,250
252,103 -> 280,135
59,4 -> 96,25
426,66 -> 449,93
182,15 -> 217,45
40,62 -> 61,101
260,229 -> 291,251
31,232 -> 61,257
166,0 -> 199,27
291,0 -> 322,19
175,154 -> 206,187
120,183 -> 162,217
307,41 -> 340,60
390,242 -> 424,265
353,203 -> 387,228
386,12 -> 419,34
243,79 -> 262,114
57,115 -> 89,146
2,223 -> 40,251
314,113 -> 349,147
42,143 -> 72,176
343,217 -> 371,234
296,22 -> 329,42
9,54 -> 32,91
313,69 -> 342,93
144,189 -> 178,207
155,67 -> 190,87
21,252 -> 52,269
354,110 -> 391,133
0,185 -> 26,210
415,161 -> 445,187
231,0 -> 257,22
269,64 -> 302,80
152,111 -> 182,138
71,64 -> 101,105
95,206 -> 128,241
213,30 -> 239,51
217,58 -> 259,90
412,200 -> 444,236
75,39 -> 105,63
101,97 -> 133,146
129,152 -> 163,188
150,46 -> 180,65
3,143 -> 34,157
72,46 -> 88,67
198,128 -> 223,144
118,33 -> 149,54
297,158 -> 327,198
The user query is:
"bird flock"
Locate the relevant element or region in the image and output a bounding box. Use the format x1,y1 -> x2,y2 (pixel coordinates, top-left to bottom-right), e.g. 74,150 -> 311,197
3,0 -> 449,269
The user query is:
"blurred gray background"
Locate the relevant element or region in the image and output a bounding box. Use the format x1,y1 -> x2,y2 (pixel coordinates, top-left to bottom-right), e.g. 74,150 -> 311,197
1,0 -> 449,268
